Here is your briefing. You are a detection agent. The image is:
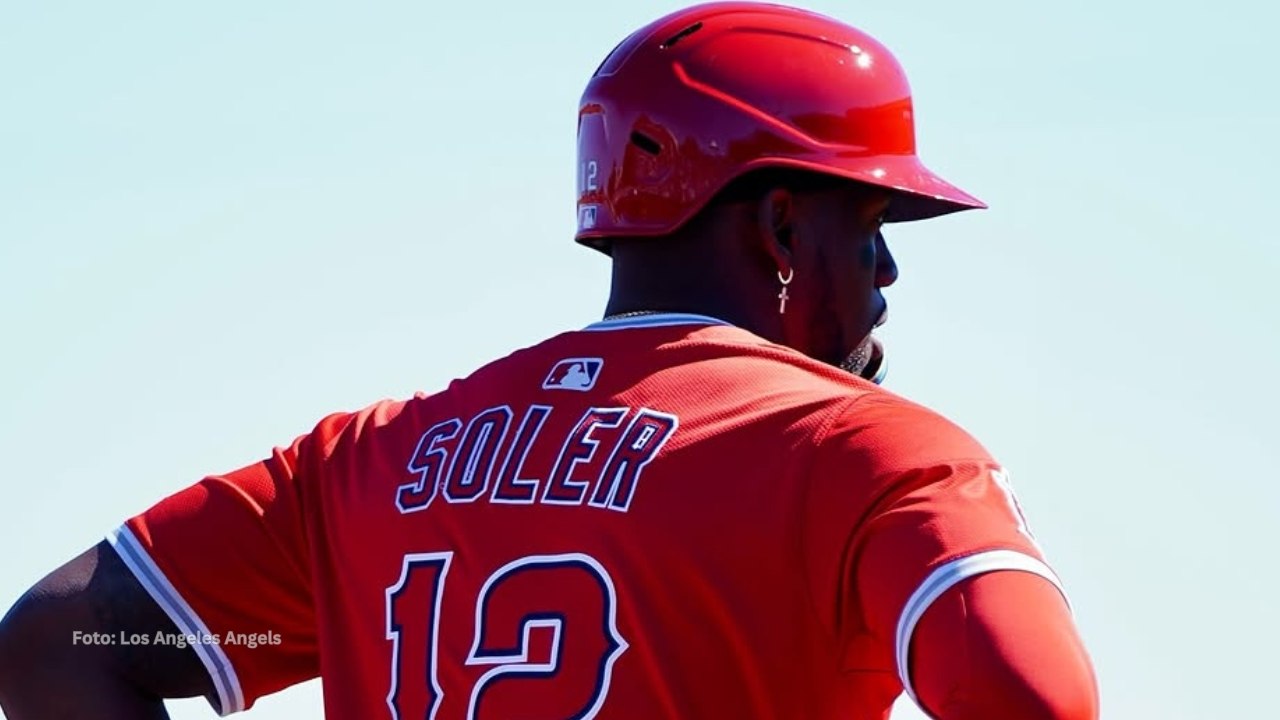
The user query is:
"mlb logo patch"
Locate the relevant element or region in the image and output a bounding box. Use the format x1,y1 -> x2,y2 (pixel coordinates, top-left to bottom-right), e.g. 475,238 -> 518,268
542,357 -> 603,392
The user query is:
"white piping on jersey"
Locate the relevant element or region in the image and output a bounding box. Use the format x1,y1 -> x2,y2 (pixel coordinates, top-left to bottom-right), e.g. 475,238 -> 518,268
107,525 -> 246,716
583,312 -> 732,332
894,549 -> 1069,708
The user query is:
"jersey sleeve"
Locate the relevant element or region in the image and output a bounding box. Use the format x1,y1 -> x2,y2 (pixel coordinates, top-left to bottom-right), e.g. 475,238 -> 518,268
106,410 -> 357,715
806,391 -> 1073,709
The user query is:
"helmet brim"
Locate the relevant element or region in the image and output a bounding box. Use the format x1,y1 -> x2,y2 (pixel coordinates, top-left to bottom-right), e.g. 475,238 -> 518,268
743,154 -> 987,222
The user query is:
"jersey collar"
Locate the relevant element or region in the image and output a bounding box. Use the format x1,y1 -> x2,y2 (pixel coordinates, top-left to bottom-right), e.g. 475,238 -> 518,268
582,312 -> 732,332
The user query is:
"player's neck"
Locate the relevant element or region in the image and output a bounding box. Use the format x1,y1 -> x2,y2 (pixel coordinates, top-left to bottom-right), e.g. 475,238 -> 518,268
604,231 -> 778,337
602,290 -> 764,334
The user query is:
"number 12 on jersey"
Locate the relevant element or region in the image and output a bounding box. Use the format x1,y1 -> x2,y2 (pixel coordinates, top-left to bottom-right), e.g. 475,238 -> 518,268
385,552 -> 628,720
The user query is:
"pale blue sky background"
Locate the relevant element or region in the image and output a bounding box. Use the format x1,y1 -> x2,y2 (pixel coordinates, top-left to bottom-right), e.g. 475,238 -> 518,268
1,1 -> 1276,718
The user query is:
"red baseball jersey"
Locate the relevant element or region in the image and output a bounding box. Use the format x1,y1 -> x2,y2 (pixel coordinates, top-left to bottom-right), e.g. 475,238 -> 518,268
110,313 -> 1063,719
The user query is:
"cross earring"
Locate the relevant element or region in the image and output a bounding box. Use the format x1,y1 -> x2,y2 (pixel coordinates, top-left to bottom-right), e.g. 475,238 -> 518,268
777,268 -> 794,314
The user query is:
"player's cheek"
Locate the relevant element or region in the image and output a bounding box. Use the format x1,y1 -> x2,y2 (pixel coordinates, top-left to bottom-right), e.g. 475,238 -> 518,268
809,273 -> 851,363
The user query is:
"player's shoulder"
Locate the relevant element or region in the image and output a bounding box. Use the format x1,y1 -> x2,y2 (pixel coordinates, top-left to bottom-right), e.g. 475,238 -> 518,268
816,384 -> 995,476
677,326 -> 879,394
292,395 -> 417,459
277,333 -> 574,471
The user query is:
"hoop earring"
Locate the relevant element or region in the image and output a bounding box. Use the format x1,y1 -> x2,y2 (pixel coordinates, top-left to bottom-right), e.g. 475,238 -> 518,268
777,268 -> 794,314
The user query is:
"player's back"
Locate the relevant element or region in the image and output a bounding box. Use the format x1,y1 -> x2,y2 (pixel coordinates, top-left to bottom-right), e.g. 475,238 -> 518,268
310,313 -> 962,719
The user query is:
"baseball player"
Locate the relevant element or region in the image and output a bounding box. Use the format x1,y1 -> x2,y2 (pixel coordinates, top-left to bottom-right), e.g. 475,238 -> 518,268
0,3 -> 1098,719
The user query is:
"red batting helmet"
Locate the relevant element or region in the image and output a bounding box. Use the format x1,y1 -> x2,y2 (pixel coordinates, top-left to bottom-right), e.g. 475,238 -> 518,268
575,2 -> 985,251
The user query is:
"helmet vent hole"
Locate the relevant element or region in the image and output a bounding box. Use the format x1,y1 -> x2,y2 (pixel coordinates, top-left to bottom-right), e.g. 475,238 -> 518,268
660,22 -> 702,49
630,131 -> 662,155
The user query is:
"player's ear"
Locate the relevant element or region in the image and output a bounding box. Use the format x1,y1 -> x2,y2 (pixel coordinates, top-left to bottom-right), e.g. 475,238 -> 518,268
755,186 -> 794,275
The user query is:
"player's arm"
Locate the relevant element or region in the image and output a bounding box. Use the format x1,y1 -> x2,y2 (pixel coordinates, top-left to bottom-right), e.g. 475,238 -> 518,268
852,462 -> 1099,720
0,541 -> 214,719
909,570 -> 1097,719
0,406 -> 377,717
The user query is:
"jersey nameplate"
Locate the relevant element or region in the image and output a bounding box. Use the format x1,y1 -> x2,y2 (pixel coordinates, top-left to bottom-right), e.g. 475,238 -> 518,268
396,404 -> 678,515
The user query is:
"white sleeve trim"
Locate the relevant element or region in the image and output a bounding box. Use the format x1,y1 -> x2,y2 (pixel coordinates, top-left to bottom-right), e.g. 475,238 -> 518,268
894,549 -> 1069,706
107,525 -> 246,716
